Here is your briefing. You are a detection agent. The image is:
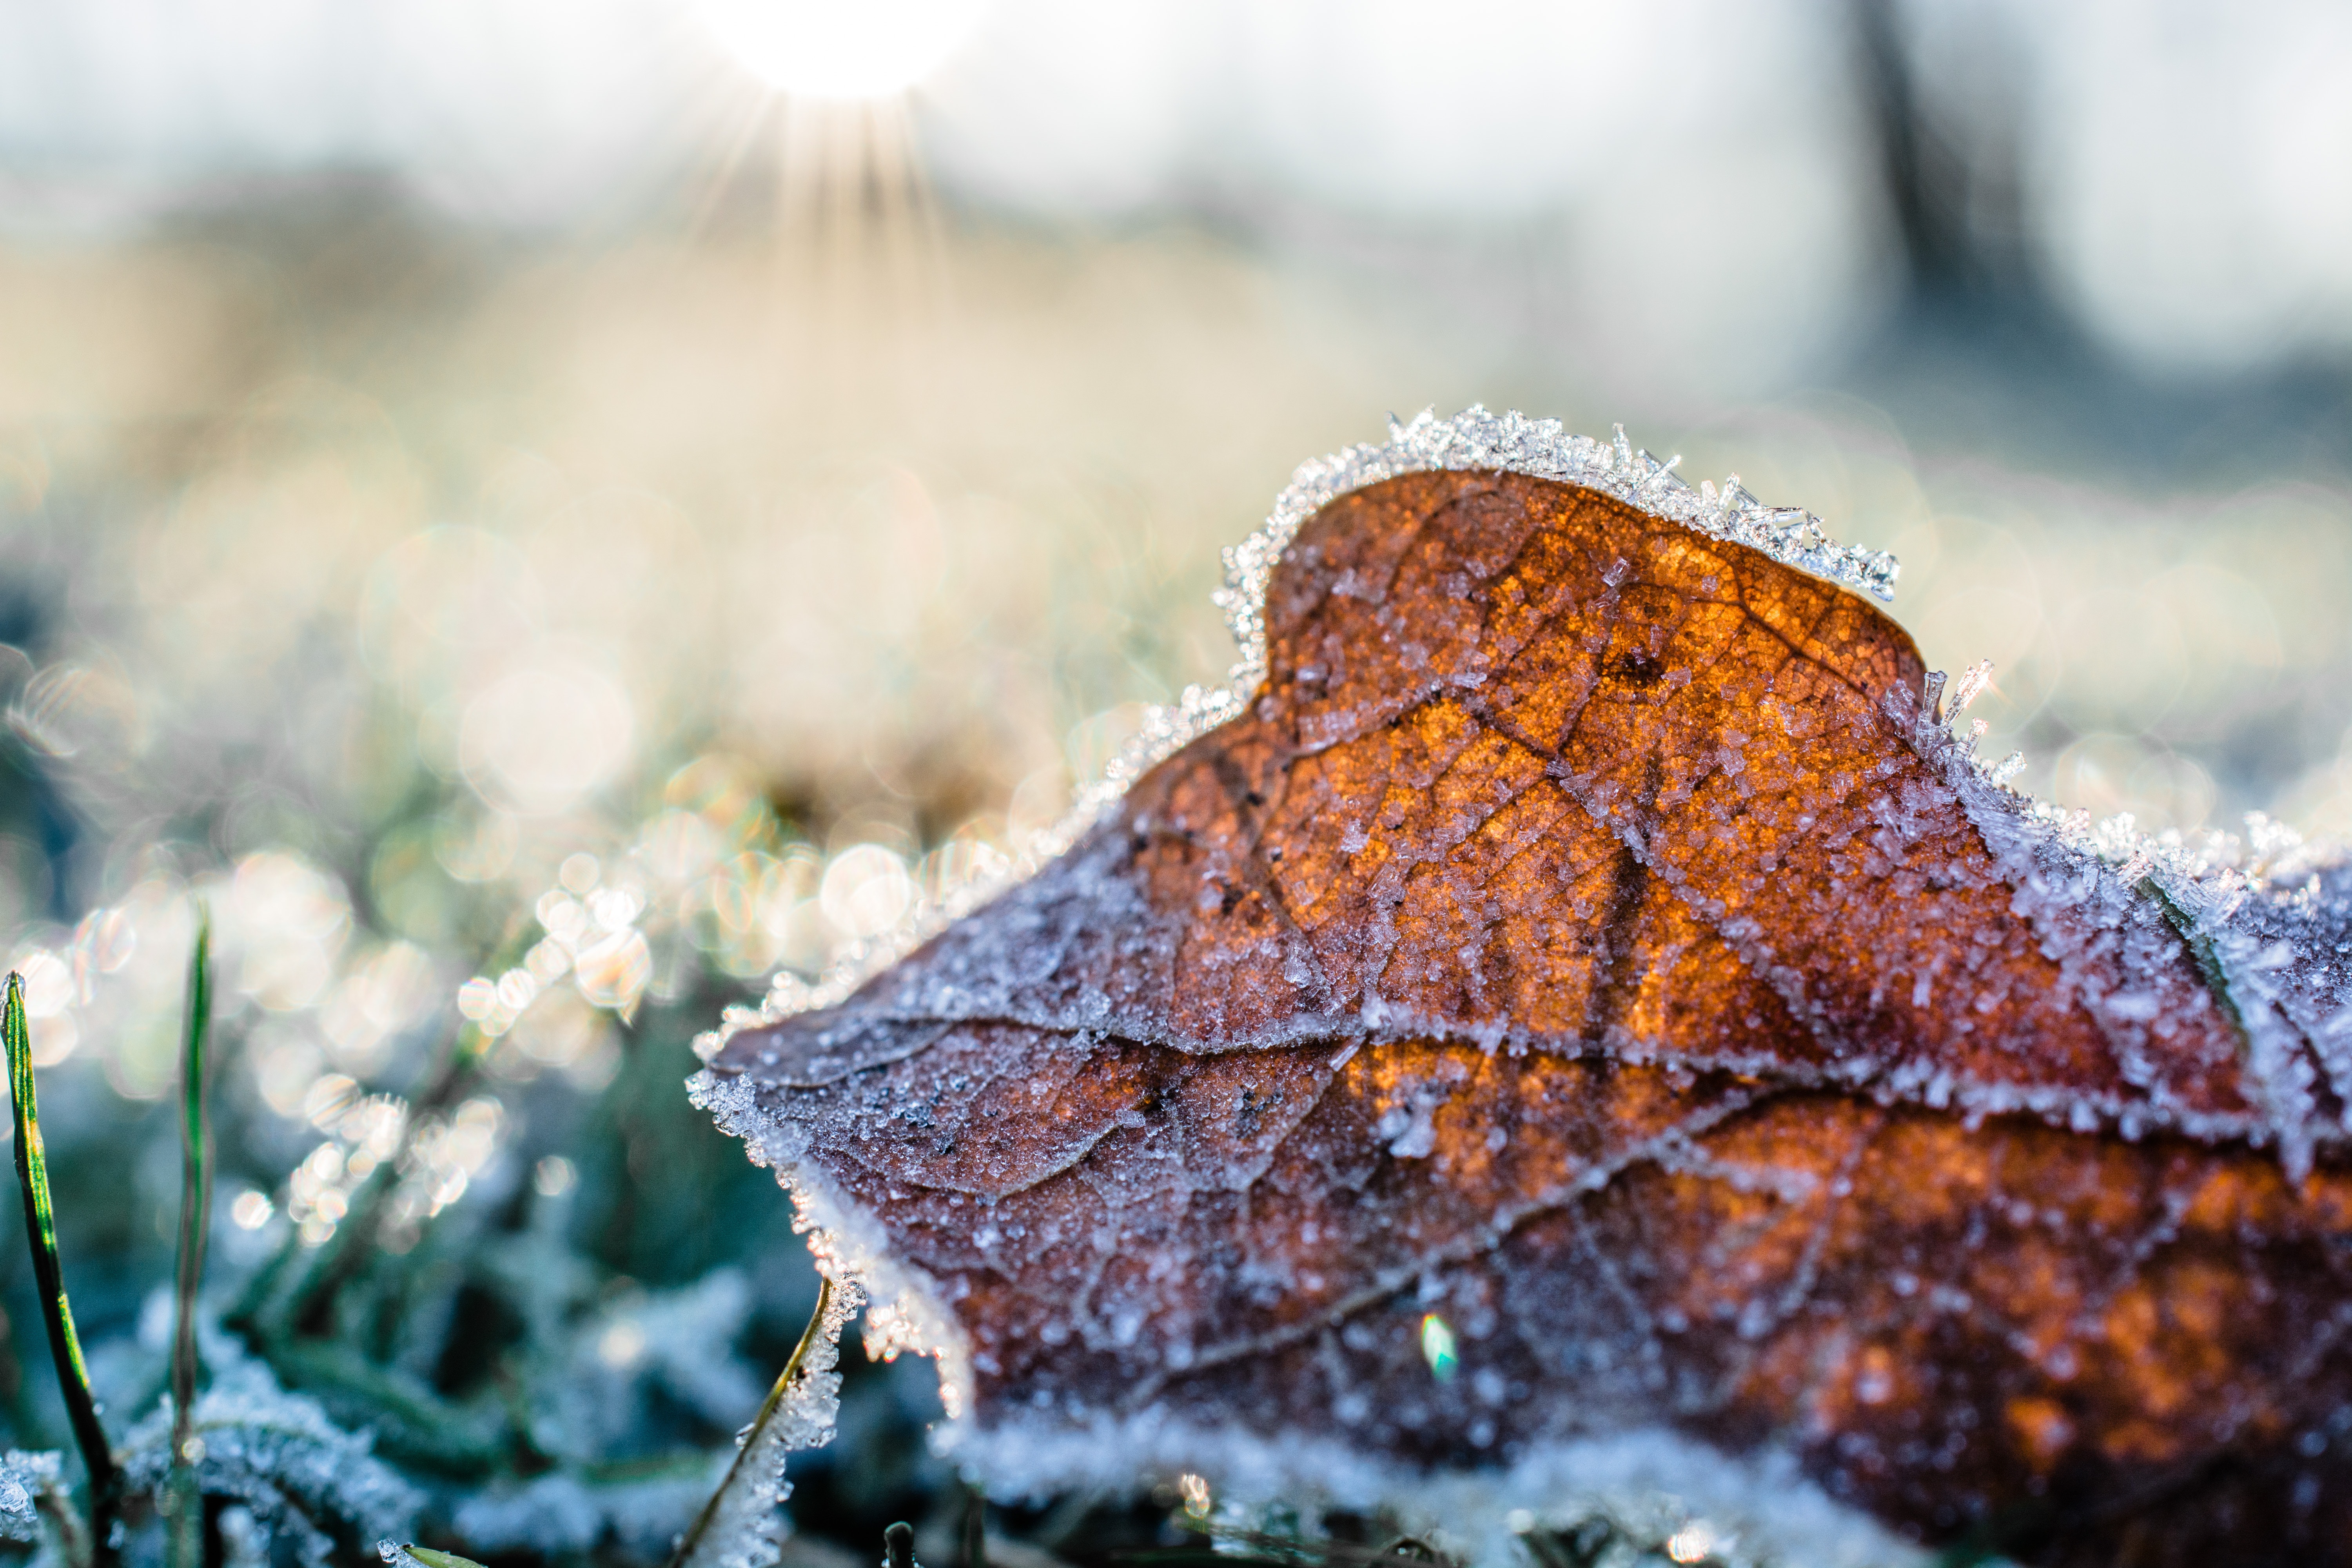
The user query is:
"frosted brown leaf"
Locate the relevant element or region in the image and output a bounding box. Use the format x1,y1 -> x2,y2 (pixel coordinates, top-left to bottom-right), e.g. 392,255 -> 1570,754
699,466 -> 2352,1568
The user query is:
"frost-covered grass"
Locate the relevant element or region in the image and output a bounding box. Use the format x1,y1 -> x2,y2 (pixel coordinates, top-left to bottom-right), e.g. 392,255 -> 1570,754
0,940 -> 950,1566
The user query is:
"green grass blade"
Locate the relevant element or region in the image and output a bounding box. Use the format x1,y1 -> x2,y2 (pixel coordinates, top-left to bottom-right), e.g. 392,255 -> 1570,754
167,908 -> 213,1568
380,1544 -> 490,1568
4,971 -> 117,1562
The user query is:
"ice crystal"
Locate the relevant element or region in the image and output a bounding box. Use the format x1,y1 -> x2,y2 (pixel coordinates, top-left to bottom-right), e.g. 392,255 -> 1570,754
0,1450 -> 56,1544
1944,658 -> 1992,717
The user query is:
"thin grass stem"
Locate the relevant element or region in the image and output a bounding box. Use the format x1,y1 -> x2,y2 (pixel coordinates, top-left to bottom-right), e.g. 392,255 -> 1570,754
666,1275 -> 834,1568
165,908 -> 212,1568
4,971 -> 118,1567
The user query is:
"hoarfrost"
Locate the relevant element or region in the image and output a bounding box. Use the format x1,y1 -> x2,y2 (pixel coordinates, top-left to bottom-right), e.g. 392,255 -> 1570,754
674,1274 -> 866,1568
0,1450 -> 55,1544
541,1268 -> 767,1458
945,1417 -> 1922,1568
455,1467 -> 716,1563
119,1334 -> 421,1568
1943,659 -> 1992,718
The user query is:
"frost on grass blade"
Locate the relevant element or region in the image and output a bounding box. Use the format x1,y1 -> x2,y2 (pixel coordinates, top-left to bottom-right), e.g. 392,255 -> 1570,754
120,1336 -> 421,1568
673,1276 -> 866,1568
695,424 -> 2352,1566
377,1544 -> 486,1568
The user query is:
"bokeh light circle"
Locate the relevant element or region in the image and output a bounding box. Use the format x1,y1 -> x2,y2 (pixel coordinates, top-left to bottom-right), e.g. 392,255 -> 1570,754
693,0 -> 991,100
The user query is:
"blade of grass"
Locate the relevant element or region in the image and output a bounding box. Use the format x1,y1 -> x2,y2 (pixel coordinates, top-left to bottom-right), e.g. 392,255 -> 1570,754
4,972 -> 117,1567
667,1275 -> 833,1568
165,907 -> 212,1568
379,1543 -> 489,1568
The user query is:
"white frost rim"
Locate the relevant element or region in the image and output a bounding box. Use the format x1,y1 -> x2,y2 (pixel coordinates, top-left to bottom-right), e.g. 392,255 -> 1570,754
945,1414 -> 1930,1568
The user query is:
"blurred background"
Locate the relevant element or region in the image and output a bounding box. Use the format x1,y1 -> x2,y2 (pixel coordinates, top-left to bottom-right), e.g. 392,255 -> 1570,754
0,0 -> 2349,1560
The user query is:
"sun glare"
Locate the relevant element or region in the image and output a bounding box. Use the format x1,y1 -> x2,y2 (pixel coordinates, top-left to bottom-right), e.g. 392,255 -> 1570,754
695,0 -> 991,100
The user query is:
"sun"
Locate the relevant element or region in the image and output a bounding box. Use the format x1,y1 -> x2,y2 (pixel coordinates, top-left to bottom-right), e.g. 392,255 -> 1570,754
693,0 -> 991,101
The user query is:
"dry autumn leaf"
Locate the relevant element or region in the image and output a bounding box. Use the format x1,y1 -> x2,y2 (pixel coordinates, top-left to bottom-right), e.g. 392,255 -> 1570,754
695,412 -> 2352,1568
